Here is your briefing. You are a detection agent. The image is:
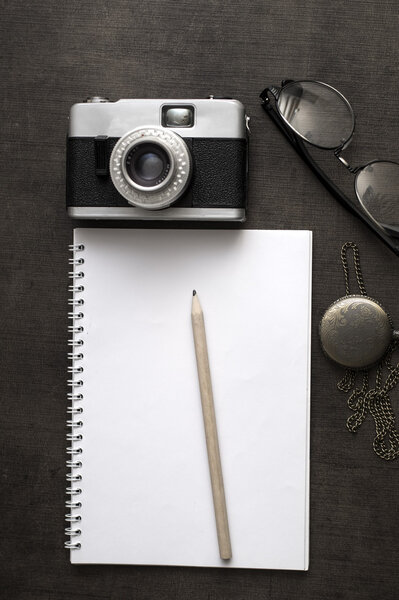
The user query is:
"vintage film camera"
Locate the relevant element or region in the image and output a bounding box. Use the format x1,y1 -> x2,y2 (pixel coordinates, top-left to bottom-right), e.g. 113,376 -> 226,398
66,96 -> 249,221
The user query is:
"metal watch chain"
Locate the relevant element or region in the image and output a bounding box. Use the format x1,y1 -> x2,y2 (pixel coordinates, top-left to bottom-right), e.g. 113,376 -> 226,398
337,242 -> 399,460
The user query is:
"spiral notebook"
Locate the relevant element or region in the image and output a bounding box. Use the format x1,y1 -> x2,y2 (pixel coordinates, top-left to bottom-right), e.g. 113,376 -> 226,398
66,228 -> 312,570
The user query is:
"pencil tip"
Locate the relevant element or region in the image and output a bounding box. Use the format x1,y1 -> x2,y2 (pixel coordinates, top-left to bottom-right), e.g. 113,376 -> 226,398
192,290 -> 197,296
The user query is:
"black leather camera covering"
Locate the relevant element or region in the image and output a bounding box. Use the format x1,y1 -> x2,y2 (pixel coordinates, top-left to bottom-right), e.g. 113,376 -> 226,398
66,137 -> 247,209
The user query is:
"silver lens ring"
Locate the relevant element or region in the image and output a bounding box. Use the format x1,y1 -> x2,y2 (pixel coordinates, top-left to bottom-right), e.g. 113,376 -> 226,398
110,127 -> 191,210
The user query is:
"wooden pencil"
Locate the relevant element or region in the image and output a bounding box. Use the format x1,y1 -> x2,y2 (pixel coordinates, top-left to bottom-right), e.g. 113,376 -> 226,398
191,290 -> 232,560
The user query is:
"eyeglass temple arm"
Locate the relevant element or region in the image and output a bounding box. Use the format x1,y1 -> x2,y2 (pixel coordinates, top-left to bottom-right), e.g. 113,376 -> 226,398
260,87 -> 300,148
294,137 -> 399,256
260,99 -> 399,257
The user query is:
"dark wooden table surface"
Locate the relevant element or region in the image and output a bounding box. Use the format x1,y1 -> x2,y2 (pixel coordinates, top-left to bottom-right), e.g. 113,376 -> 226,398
1,1 -> 399,598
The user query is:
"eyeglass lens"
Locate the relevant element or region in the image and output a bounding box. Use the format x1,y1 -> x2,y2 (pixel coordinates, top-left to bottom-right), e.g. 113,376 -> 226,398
277,81 -> 354,149
356,161 -> 399,235
276,81 -> 399,238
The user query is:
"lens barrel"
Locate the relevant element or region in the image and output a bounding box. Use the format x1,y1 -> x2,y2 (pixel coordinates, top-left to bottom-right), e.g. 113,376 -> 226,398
125,143 -> 171,188
110,127 -> 191,210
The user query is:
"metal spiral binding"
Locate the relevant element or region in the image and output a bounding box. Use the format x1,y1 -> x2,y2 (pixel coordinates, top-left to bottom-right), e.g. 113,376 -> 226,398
65,243 -> 85,550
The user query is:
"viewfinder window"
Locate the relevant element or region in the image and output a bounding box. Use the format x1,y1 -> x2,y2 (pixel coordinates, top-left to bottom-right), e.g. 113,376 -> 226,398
162,106 -> 194,128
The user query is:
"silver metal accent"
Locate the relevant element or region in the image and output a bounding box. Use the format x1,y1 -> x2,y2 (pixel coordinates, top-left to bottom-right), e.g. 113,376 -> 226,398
68,298 -> 84,306
68,352 -> 84,360
66,487 -> 82,495
245,115 -> 251,133
65,514 -> 82,522
67,379 -> 83,387
110,127 -> 191,210
66,241 -> 85,551
68,271 -> 84,279
66,473 -> 82,481
66,433 -> 83,442
69,98 -> 247,138
337,155 -> 350,169
65,528 -> 82,536
86,96 -> 109,103
67,392 -> 83,400
66,447 -> 83,455
67,407 -> 83,415
64,541 -> 81,549
66,460 -> 82,468
68,312 -> 84,320
66,420 -> 83,428
65,501 -> 82,508
67,327 -> 84,335
67,206 -> 246,222
68,339 -> 84,347
67,364 -> 84,372
68,273 -> 84,283
320,295 -> 393,369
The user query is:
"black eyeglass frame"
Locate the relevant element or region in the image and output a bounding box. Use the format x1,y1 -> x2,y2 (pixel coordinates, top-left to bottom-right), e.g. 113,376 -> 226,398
260,80 -> 399,257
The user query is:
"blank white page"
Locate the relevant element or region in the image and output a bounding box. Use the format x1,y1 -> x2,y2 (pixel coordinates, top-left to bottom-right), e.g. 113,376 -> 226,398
69,228 -> 312,570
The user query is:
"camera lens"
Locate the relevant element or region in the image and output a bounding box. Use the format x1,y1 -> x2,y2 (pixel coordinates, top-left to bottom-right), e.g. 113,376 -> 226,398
110,127 -> 191,209
125,143 -> 171,188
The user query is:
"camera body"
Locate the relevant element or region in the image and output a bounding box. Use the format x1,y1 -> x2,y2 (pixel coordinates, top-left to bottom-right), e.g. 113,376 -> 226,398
66,97 -> 249,221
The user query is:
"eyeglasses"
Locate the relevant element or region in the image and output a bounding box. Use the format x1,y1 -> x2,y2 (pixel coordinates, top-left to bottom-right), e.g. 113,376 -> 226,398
260,80 -> 399,256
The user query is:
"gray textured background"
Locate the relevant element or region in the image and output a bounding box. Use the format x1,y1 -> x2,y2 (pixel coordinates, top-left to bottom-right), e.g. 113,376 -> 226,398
1,1 -> 399,599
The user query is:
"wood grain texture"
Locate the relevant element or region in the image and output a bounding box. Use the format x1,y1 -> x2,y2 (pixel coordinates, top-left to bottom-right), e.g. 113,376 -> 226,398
191,292 -> 232,560
1,0 -> 399,598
